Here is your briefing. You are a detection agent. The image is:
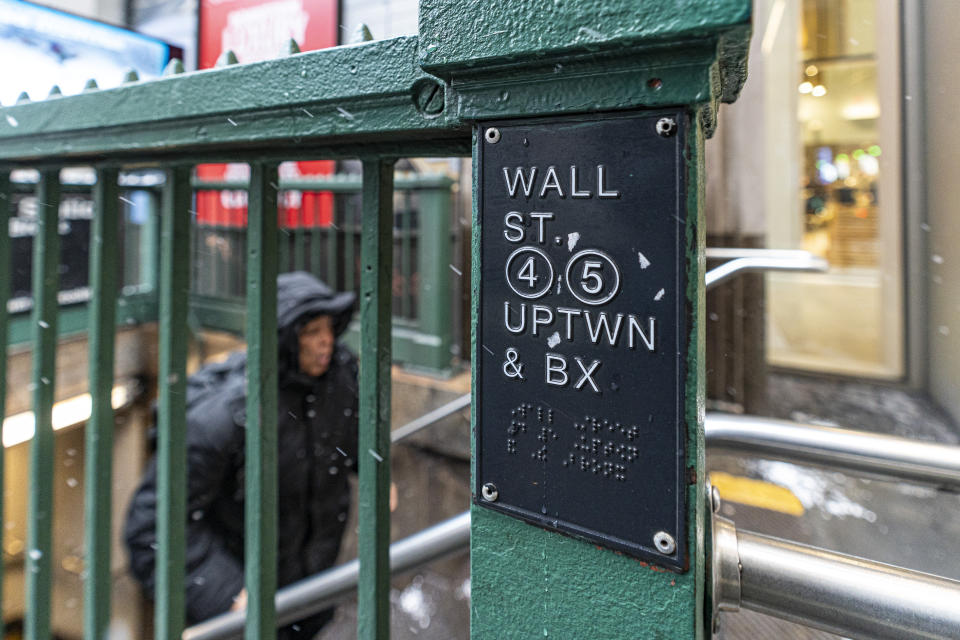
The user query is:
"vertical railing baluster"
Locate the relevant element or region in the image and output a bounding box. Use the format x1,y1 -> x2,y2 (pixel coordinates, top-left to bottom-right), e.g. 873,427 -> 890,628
357,158 -> 394,640
344,205 -> 355,292
156,165 -> 192,640
401,191 -> 413,319
245,163 -> 279,640
0,171 -> 11,640
84,167 -> 120,640
326,199 -> 338,288
25,168 -> 61,640
293,202 -> 305,271
278,216 -> 290,275
417,185 -> 453,369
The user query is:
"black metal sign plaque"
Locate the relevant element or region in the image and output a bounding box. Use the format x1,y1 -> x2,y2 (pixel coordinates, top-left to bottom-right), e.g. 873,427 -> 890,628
475,111 -> 689,571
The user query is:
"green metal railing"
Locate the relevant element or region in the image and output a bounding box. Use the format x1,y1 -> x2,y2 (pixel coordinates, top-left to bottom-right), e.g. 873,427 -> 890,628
190,173 -> 457,372
0,0 -> 751,637
0,30 -> 469,640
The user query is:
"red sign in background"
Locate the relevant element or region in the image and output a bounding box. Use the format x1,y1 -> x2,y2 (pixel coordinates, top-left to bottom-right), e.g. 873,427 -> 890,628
197,0 -> 338,229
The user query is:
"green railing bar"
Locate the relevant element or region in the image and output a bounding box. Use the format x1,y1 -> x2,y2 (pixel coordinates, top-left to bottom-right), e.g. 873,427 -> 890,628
0,171 -> 11,640
156,165 -> 192,640
244,163 -> 279,640
84,167 -> 120,640
293,207 -> 305,272
278,225 -> 291,274
416,187 -> 453,369
191,176 -> 455,192
357,158 -> 394,640
401,193 -> 413,320
326,206 -> 338,288
344,221 -> 355,292
25,168 -> 61,640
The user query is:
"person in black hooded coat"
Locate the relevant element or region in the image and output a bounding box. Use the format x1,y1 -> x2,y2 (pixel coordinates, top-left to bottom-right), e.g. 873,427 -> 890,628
124,272 -> 359,638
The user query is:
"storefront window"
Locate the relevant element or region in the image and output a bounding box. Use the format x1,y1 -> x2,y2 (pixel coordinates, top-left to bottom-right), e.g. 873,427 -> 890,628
766,0 -> 903,378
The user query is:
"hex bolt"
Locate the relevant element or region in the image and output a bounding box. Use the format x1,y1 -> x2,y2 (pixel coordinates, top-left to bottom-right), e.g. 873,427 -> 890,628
485,127 -> 501,144
655,117 -> 678,138
481,482 -> 499,502
653,531 -> 676,555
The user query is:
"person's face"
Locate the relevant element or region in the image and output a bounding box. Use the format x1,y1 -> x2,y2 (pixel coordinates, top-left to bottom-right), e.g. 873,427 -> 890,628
298,315 -> 335,377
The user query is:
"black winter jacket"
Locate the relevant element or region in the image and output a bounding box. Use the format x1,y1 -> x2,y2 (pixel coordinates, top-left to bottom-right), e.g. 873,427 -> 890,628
124,273 -> 359,637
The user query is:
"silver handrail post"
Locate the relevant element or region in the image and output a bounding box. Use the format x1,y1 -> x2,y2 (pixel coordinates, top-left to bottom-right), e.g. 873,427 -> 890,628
711,502 -> 960,640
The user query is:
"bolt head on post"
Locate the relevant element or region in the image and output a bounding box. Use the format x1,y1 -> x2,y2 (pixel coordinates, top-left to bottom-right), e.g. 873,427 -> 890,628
656,117 -> 678,137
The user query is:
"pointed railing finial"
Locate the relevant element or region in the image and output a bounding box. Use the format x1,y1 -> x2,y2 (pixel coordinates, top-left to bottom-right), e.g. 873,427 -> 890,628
163,59 -> 185,76
47,85 -> 62,99
216,50 -> 239,67
122,69 -> 140,83
352,23 -> 374,43
16,91 -> 31,104
83,78 -> 99,91
283,38 -> 301,55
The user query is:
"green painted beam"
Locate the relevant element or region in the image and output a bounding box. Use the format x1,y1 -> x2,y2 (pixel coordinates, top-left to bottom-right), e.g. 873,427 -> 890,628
419,0 -> 750,134
0,171 -> 11,640
244,163 -> 280,640
84,167 -> 120,640
156,166 -> 192,640
5,294 -> 157,347
419,0 -> 751,71
0,38 -> 464,164
357,158 -> 394,640
25,169 -> 61,640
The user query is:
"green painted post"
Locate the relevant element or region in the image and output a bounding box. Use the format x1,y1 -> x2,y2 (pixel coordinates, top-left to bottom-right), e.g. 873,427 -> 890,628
357,158 -> 394,640
84,167 -> 120,640
417,1 -> 751,637
0,171 -> 11,640
415,184 -> 453,371
25,168 -> 61,640
245,163 -> 279,640
156,165 -> 192,640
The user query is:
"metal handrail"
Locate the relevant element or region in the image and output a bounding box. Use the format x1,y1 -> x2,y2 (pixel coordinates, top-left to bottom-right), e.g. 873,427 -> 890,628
705,248 -> 828,290
705,412 -> 960,490
712,513 -> 960,640
391,393 -> 471,443
182,511 -> 471,640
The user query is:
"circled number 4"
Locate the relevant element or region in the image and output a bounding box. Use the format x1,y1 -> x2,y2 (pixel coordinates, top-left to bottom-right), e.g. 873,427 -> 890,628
518,256 -> 539,288
581,260 -> 605,294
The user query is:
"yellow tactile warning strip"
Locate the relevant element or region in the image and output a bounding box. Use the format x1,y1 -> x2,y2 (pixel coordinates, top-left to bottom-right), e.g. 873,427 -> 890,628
709,471 -> 806,517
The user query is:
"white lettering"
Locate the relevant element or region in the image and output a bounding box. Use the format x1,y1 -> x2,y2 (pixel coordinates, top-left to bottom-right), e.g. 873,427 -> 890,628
584,311 -> 623,346
574,358 -> 601,393
545,353 -> 568,386
529,212 -> 554,244
597,165 -> 620,198
628,315 -> 656,351
504,301 -> 526,334
570,165 -> 591,198
557,307 -> 581,341
532,305 -> 554,336
504,167 -> 537,197
503,211 -> 525,242
539,166 -> 564,198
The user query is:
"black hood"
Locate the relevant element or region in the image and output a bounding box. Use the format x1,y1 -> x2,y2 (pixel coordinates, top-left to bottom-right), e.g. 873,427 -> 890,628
277,272 -> 356,380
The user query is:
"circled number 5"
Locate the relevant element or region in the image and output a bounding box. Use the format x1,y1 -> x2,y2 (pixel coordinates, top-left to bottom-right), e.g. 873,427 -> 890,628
580,260 -> 605,294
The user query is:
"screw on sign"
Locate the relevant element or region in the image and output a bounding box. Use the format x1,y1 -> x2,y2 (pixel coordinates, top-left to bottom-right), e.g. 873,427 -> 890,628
477,113 -> 690,568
